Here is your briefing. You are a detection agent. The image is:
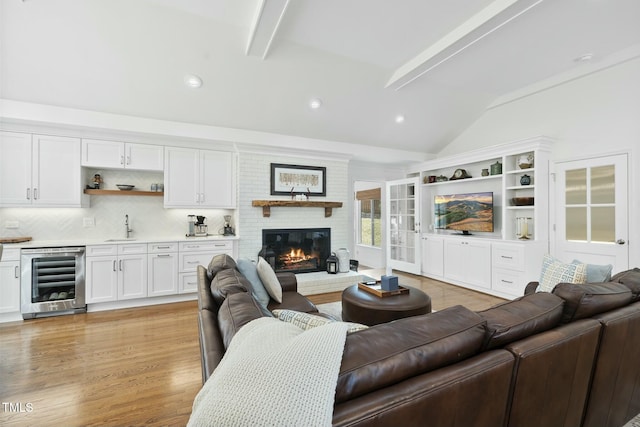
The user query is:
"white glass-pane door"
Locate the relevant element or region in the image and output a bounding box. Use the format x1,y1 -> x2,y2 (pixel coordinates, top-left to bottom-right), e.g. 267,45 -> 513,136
386,177 -> 421,274
555,154 -> 628,271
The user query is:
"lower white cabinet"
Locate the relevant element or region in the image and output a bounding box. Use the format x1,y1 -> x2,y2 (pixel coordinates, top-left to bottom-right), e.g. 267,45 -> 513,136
421,234 -> 546,299
178,240 -> 235,293
85,244 -> 147,303
148,242 -> 178,297
0,248 -> 21,315
444,238 -> 491,290
85,239 -> 236,304
491,241 -> 545,298
421,235 -> 444,277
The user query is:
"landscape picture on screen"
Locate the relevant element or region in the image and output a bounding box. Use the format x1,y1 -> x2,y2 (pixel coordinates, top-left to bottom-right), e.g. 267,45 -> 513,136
434,192 -> 494,234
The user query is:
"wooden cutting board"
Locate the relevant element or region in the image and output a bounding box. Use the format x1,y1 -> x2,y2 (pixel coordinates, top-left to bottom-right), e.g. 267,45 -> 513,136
0,236 -> 32,243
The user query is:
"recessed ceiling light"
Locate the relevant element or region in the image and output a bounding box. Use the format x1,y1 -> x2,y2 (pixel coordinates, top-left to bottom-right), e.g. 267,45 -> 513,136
184,74 -> 203,88
574,53 -> 594,63
395,114 -> 405,124
309,98 -> 322,109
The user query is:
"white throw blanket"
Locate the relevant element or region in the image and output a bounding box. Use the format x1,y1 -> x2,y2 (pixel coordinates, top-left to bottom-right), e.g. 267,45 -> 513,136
188,317 -> 350,427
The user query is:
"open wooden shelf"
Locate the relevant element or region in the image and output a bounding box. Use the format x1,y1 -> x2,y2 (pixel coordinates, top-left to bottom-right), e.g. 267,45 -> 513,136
252,200 -> 343,217
84,189 -> 163,197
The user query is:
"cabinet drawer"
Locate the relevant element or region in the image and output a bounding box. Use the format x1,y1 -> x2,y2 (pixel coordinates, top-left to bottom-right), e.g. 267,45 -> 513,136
86,245 -> 117,256
148,242 -> 178,253
179,273 -> 198,294
118,243 -> 147,255
179,251 -> 220,273
492,269 -> 526,296
492,244 -> 525,271
179,240 -> 233,252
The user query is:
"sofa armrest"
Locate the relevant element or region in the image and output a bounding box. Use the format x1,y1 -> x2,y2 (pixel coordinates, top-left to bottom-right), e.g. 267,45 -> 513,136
524,281 -> 539,295
277,272 -> 298,293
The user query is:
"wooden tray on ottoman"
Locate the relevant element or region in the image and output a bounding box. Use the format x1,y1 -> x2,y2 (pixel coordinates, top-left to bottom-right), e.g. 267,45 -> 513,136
357,281 -> 409,298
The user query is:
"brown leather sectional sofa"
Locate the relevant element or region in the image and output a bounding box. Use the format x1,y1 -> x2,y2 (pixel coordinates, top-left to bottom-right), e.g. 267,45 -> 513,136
196,256 -> 640,427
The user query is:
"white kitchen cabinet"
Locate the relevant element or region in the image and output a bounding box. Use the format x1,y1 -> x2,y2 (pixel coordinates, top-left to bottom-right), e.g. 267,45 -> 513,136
443,238 -> 491,290
0,132 -> 86,207
0,248 -> 21,315
147,242 -> 178,297
81,139 -> 164,171
421,234 -> 444,278
85,244 -> 147,302
178,240 -> 236,293
164,147 -> 236,208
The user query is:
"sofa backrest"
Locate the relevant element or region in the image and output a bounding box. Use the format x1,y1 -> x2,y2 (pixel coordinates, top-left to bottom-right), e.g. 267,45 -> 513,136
477,292 -> 565,350
335,305 -> 487,403
552,282 -> 632,323
582,301 -> 640,427
505,318 -> 602,427
611,267 -> 640,302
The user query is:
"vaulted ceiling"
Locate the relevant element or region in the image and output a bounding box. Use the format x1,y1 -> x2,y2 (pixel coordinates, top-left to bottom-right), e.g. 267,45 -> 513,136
2,0 -> 639,161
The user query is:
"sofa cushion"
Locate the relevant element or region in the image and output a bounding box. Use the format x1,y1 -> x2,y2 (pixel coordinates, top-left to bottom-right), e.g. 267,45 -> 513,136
210,268 -> 252,306
267,291 -> 319,314
207,253 -> 237,279
335,305 -> 487,403
538,254 -> 587,292
553,282 -> 633,323
236,258 -> 271,308
257,257 -> 283,303
611,268 -> 640,302
217,292 -> 271,348
272,309 -> 368,334
478,292 -> 565,350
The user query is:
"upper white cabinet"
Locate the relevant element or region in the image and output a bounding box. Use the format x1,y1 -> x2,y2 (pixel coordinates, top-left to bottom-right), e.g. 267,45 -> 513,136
0,132 -> 87,207
164,147 -> 236,208
81,139 -> 164,171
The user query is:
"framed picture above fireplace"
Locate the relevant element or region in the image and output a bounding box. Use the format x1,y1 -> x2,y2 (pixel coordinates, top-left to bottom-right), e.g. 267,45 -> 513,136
270,163 -> 326,196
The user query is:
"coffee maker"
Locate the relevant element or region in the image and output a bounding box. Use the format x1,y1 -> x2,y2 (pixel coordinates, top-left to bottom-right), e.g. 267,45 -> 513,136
195,216 -> 208,236
223,215 -> 235,236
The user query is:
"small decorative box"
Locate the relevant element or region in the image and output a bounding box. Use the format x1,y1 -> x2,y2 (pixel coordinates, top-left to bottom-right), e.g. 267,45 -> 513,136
381,275 -> 399,291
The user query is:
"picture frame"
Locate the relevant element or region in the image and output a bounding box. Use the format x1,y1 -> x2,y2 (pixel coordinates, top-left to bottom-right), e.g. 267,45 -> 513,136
270,163 -> 326,196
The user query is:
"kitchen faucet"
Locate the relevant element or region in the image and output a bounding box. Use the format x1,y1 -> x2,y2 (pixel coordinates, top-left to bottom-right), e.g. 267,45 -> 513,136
125,214 -> 133,238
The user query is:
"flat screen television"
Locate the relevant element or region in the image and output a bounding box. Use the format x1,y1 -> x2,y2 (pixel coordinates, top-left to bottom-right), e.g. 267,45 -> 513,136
434,192 -> 494,235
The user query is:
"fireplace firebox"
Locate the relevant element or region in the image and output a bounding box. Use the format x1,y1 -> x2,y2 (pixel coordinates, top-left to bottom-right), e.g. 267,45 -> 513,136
260,228 -> 330,273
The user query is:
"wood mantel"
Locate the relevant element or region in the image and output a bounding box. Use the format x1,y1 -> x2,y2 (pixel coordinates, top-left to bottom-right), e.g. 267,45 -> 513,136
252,200 -> 343,217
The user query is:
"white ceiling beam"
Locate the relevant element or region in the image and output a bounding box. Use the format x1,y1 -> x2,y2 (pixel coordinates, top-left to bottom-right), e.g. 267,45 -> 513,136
246,0 -> 290,59
386,0 -> 544,91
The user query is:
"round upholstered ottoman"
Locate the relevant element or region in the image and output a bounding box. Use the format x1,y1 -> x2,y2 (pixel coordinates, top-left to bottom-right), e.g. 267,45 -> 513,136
341,284 -> 431,326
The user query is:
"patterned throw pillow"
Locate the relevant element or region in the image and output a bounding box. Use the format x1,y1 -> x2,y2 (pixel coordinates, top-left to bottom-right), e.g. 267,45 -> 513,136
272,309 -> 369,334
538,254 -> 587,292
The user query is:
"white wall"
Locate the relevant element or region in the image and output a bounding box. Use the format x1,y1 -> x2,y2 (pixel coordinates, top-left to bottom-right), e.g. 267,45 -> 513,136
237,151 -> 350,262
438,57 -> 640,267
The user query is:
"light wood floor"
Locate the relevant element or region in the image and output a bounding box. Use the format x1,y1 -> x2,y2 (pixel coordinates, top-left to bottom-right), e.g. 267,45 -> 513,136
0,270 -> 505,427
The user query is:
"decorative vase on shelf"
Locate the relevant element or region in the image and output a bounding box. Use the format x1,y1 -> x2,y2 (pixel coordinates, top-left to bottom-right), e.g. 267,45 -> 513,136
517,153 -> 534,169
481,168 -> 489,176
490,161 -> 502,175
520,174 -> 531,185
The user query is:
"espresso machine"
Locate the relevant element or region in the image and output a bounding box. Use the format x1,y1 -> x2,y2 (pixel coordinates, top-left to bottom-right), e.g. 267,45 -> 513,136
223,215 -> 235,236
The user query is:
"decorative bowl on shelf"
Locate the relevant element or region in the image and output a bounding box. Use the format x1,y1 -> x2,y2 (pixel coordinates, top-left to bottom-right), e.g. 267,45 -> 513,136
512,197 -> 534,206
116,184 -> 135,191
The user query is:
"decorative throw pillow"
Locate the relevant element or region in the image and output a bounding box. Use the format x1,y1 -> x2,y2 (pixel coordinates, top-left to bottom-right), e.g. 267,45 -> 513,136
236,258 -> 270,308
256,256 -> 282,303
571,260 -> 613,283
537,254 -> 587,292
272,309 -> 369,334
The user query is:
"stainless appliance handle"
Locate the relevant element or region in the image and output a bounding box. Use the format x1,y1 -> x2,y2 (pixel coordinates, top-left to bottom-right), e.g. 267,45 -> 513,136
21,247 -> 85,254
